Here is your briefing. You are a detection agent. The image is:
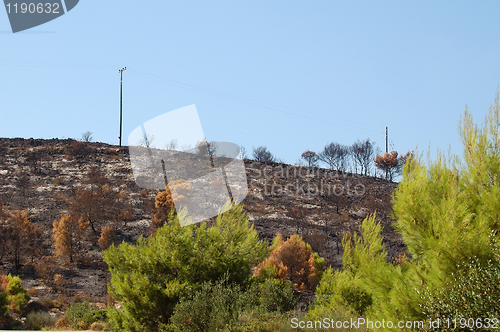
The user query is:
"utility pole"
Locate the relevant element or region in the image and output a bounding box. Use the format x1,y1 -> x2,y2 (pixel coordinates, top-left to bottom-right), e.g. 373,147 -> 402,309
119,67 -> 126,147
385,127 -> 388,153
385,126 -> 388,180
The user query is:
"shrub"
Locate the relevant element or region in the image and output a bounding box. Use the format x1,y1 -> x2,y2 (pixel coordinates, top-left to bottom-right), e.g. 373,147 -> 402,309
26,311 -> 57,330
151,179 -> 192,233
2,274 -> 30,313
54,274 -> 64,287
54,314 -> 70,329
104,203 -> 267,332
90,321 -> 109,330
65,301 -> 106,330
258,278 -> 296,313
254,234 -> 325,291
170,276 -> 296,332
170,275 -> 246,331
98,225 -> 115,250
26,287 -> 38,297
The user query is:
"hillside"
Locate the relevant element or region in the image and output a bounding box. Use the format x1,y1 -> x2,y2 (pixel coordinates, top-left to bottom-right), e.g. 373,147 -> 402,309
0,138 -> 405,302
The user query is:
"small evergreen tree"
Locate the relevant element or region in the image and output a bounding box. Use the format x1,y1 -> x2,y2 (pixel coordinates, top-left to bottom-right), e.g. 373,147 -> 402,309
104,203 -> 267,332
310,92 -> 500,329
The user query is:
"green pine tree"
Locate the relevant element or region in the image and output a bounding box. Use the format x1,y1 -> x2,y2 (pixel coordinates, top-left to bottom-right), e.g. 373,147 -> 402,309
309,91 -> 500,330
103,203 -> 267,332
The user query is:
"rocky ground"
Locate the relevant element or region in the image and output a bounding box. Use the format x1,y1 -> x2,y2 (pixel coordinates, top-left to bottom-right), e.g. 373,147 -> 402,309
0,138 -> 405,303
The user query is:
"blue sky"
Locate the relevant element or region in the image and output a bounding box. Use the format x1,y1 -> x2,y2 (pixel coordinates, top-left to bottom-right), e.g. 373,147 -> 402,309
1,1 -> 499,166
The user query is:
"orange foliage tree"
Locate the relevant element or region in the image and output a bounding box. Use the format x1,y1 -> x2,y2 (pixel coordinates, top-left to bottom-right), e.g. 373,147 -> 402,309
253,234 -> 325,291
52,215 -> 89,263
0,205 -> 43,269
151,179 -> 192,233
374,151 -> 410,181
301,150 -> 319,167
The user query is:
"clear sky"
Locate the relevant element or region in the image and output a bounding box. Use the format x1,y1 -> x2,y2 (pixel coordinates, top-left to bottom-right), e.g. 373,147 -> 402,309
1,1 -> 499,166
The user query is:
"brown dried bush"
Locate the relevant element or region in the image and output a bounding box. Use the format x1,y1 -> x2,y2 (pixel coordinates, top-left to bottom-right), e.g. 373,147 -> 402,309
54,274 -> 64,289
151,179 -> 192,233
26,287 -> 39,297
67,141 -> 88,156
139,189 -> 150,198
54,315 -> 70,329
98,225 -> 115,250
254,233 -> 325,291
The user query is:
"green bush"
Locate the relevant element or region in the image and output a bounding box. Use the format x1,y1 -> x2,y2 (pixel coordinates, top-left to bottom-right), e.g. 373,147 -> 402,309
169,275 -> 297,332
258,278 -> 296,313
65,301 -> 106,330
170,275 -> 245,331
26,311 -> 57,330
2,274 -> 29,313
104,203 -> 268,332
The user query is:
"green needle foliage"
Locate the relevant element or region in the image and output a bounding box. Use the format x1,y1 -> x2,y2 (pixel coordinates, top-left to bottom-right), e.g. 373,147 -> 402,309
418,233 -> 500,331
310,92 -> 500,330
103,203 -> 267,332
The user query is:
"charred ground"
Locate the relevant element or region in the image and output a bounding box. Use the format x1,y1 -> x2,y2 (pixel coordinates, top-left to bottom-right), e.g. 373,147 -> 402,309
0,138 -> 405,302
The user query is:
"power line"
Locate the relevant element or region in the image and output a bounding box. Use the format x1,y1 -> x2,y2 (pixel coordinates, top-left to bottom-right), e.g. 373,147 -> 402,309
127,69 -> 382,136
0,58 -> 384,137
